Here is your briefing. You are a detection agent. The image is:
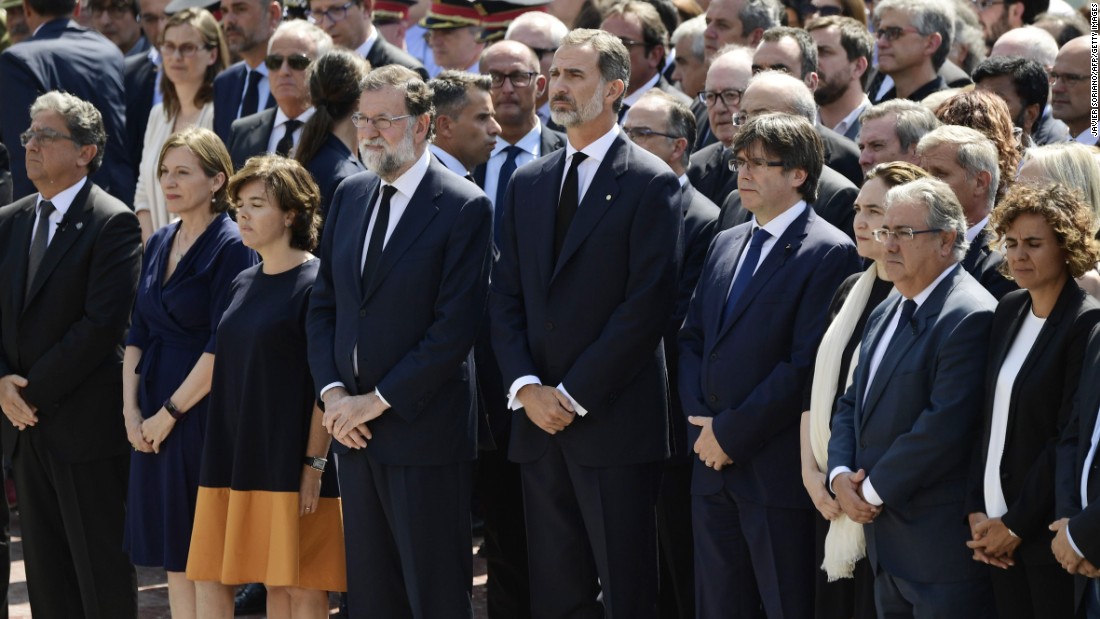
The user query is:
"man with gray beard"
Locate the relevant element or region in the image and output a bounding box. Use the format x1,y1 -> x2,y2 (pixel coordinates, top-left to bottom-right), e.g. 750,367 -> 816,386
306,64 -> 493,618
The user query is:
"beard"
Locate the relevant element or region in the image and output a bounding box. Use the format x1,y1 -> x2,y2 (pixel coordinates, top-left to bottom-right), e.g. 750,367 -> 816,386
550,82 -> 607,128
359,122 -> 418,180
814,72 -> 848,106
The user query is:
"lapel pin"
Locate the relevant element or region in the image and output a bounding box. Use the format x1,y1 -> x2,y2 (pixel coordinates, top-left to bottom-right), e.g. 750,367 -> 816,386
606,194 -> 611,201
75,222 -> 83,230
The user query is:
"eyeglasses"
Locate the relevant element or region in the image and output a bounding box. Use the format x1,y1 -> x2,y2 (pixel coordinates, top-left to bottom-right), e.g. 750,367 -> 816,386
1049,71 -> 1088,86
351,113 -> 413,130
969,0 -> 1004,9
307,1 -> 354,23
624,127 -> 679,141
265,53 -> 312,71
871,227 -> 942,243
729,157 -> 784,173
874,26 -> 922,41
90,4 -> 133,17
616,36 -> 646,48
698,88 -> 743,108
19,128 -> 79,147
488,71 -> 538,89
161,41 -> 211,58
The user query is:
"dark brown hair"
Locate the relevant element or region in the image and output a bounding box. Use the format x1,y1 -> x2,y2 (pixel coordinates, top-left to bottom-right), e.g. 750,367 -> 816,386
228,155 -> 322,251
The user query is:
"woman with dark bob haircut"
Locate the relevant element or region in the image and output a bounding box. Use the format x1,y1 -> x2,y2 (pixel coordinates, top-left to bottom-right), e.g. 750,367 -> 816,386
966,182 -> 1100,619
123,126 -> 257,619
187,155 -> 343,619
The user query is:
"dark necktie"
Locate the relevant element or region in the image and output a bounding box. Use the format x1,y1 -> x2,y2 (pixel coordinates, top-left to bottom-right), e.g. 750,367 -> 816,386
721,226 -> 771,327
888,299 -> 917,346
276,119 -> 302,157
617,103 -> 631,123
26,200 -> 55,299
554,152 -> 588,262
241,69 -> 261,118
361,185 -> 396,293
494,145 -> 522,240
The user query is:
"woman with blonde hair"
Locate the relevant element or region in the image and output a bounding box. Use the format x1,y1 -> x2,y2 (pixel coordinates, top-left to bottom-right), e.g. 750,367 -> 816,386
133,7 -> 228,242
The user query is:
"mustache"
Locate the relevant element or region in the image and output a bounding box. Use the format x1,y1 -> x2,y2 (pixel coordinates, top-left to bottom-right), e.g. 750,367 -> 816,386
551,93 -> 574,105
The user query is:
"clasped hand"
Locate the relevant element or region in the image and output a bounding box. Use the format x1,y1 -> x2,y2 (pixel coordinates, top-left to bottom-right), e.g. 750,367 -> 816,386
966,513 -> 1019,569
0,375 -> 37,430
833,469 -> 880,524
517,384 -> 575,435
688,416 -> 732,471
322,389 -> 386,449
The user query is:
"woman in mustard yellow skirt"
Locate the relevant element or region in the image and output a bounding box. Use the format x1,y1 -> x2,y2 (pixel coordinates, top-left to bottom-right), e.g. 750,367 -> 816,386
187,155 -> 345,618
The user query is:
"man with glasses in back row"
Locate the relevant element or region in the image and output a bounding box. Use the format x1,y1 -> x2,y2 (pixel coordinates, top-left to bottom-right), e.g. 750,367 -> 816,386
1050,35 -> 1097,146
687,45 -> 753,206
306,0 -> 426,77
867,0 -> 955,103
228,20 -> 331,167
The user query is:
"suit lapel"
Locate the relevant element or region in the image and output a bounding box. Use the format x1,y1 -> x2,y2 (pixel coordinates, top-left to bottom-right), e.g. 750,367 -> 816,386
352,176 -> 381,301
9,201 -> 36,312
551,136 -> 628,281
705,226 -> 748,340
363,161 -> 442,300
523,152 -> 564,288
24,183 -> 95,311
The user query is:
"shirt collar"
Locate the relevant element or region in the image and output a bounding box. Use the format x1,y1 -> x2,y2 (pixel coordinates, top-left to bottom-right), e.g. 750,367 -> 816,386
909,263 -> 958,308
248,59 -> 270,78
492,123 -> 543,158
677,173 -> 688,187
429,144 -> 469,175
386,148 -> 432,197
966,214 -> 990,244
356,26 -> 380,58
1075,127 -> 1097,145
751,200 -> 806,240
273,106 -> 316,128
622,73 -> 661,108
834,96 -> 871,135
564,123 -> 620,165
148,46 -> 161,67
37,176 -> 87,218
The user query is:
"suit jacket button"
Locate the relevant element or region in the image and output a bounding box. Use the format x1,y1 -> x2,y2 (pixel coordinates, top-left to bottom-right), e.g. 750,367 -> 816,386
545,321 -> 554,331
709,353 -> 718,361
708,394 -> 717,402
359,309 -> 366,317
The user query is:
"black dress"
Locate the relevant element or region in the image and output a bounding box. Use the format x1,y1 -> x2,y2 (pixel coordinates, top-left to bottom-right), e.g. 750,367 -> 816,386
186,258 -> 345,590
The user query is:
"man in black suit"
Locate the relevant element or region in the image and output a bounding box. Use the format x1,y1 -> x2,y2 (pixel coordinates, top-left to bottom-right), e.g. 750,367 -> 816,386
489,29 -> 682,618
687,46 -> 752,206
307,65 -> 492,619
856,99 -> 940,175
475,40 -> 566,211
722,71 -> 860,237
427,71 -> 501,178
624,88 -> 719,619
228,21 -> 331,169
917,125 -> 1016,300
600,0 -> 693,123
0,91 -> 141,618
0,0 -> 133,204
680,113 -> 860,619
211,0 -> 281,140
309,0 -> 426,77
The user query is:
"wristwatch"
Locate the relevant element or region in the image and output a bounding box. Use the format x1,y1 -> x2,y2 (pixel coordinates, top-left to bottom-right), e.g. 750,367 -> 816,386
303,456 -> 327,472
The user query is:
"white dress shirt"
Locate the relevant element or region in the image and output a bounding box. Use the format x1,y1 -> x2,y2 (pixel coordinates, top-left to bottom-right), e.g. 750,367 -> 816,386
429,144 -> 470,177
31,176 -> 86,248
967,215 -> 990,244
727,201 -> 807,299
483,123 -> 544,208
237,62 -> 271,120
266,107 -> 316,156
832,96 -> 871,138
1075,128 -> 1098,146
829,263 -> 959,504
319,149 -> 433,404
505,124 -> 622,416
355,27 -> 381,60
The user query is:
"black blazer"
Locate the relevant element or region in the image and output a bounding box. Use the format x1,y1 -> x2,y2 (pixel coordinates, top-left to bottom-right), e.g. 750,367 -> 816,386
963,228 -> 1016,300
364,36 -> 429,80
966,283 -> 1100,564
717,164 -> 859,240
0,181 -> 141,462
1032,112 -> 1071,146
123,52 -> 157,180
687,142 -> 736,206
0,19 -> 134,205
212,61 -> 277,142
227,107 -> 278,170
304,133 -> 365,221
306,157 -> 493,465
489,132 -> 683,466
818,124 -> 863,187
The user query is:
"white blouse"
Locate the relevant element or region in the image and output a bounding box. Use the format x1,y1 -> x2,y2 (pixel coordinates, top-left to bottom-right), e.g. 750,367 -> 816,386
133,102 -> 215,232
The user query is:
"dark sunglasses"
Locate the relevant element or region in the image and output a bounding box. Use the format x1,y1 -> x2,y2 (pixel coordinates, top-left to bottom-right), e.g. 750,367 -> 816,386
264,53 -> 312,71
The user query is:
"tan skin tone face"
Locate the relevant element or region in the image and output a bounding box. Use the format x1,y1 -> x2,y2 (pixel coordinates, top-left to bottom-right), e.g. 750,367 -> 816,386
879,199 -> 957,297
547,44 -> 624,134
158,146 -> 225,217
427,26 -> 484,71
438,88 -> 502,169
858,114 -> 915,174
160,23 -> 218,90
623,100 -> 687,171
600,12 -> 663,94
307,0 -> 367,50
1001,211 -> 1069,295
481,42 -> 546,128
853,177 -> 889,262
1051,38 -> 1092,134
703,56 -> 751,146
138,0 -> 170,46
919,143 -> 991,225
91,0 -> 142,53
220,0 -> 280,57
671,43 -> 708,98
735,142 -> 807,224
267,30 -> 318,117
704,0 -> 749,58
24,111 -> 98,197
235,179 -> 294,255
874,8 -> 940,76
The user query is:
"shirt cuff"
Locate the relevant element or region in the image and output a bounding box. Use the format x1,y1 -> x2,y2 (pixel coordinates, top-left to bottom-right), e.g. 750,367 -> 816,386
557,383 -> 587,417
507,375 -> 541,410
829,466 -> 853,494
375,389 -> 390,408
1068,524 -> 1086,559
319,382 -> 345,402
861,477 -> 883,506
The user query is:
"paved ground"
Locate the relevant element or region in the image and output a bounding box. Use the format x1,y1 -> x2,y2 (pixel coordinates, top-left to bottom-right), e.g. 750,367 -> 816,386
5,510 -> 489,618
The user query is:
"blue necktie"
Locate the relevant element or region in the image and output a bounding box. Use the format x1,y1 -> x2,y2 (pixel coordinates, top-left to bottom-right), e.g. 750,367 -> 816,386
889,299 -> 917,346
494,145 -> 522,242
241,69 -> 261,118
721,227 -> 770,327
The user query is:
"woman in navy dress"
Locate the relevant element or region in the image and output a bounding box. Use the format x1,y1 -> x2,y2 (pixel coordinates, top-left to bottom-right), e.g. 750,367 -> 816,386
122,127 -> 256,619
294,48 -> 367,221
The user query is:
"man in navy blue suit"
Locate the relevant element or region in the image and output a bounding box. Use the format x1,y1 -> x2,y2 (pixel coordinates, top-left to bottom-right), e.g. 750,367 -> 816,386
828,177 -> 996,617
679,112 -> 860,618
211,0 -> 281,140
306,64 -> 492,619
489,28 -> 682,618
0,0 -> 133,204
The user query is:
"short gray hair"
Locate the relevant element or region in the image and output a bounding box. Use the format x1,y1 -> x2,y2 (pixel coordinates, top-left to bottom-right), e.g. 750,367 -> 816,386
29,91 -> 106,173
269,19 -> 333,57
505,11 -> 568,45
860,99 -> 941,151
361,65 -> 436,141
886,177 -> 970,261
873,0 -> 955,69
740,0 -> 783,37
916,125 -> 999,211
745,70 -> 817,121
560,29 -> 631,113
672,14 -> 706,61
638,89 -> 697,167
